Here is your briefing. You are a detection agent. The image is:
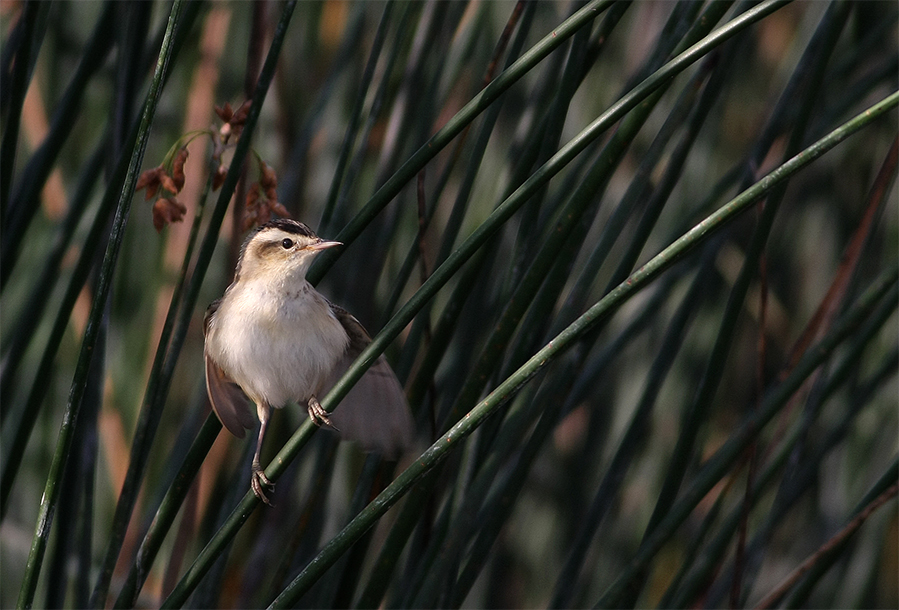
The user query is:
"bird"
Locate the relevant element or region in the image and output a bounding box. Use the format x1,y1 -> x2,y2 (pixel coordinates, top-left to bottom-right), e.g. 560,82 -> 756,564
203,218 -> 414,503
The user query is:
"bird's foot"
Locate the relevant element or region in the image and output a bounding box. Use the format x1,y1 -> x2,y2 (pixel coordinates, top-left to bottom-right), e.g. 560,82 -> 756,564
307,396 -> 339,431
251,466 -> 274,505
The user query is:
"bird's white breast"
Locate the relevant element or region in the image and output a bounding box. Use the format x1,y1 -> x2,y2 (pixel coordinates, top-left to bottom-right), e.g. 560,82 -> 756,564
206,278 -> 350,408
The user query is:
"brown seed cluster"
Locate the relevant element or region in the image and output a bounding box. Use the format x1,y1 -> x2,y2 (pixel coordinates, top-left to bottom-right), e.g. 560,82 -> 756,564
243,159 -> 289,232
214,100 -> 251,144
137,99 -> 288,233
136,147 -> 189,232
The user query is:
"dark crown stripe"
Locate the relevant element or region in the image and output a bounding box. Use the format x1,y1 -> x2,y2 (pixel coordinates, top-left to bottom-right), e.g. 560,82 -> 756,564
260,218 -> 316,237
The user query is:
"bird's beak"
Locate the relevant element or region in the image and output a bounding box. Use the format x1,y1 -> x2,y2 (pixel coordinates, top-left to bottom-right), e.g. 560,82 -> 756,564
309,240 -> 342,251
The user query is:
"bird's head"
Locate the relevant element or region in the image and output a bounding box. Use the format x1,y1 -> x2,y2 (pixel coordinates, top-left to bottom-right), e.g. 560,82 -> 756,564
234,219 -> 341,283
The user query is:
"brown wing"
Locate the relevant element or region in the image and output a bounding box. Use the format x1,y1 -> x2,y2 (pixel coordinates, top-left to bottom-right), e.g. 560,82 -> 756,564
327,304 -> 415,457
205,352 -> 255,438
328,303 -> 371,354
204,299 -> 255,438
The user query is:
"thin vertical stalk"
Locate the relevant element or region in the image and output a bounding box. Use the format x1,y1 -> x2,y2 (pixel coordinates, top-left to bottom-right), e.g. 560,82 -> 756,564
306,0 -> 618,285
95,2 -> 299,607
663,293 -> 899,608
0,0 -> 44,226
0,138 -> 105,408
112,413 -> 220,609
90,147 -> 217,608
319,1 -> 394,234
165,19 -> 874,608
1,1 -> 114,289
782,459 -> 899,607
0,126 -> 133,520
269,96 -> 897,608
16,2 -> 185,607
641,0 -> 849,553
549,263 -> 711,608
595,270 -> 897,608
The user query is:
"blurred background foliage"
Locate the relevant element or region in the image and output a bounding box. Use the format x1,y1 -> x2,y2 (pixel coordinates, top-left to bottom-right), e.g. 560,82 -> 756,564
1,0 -> 897,608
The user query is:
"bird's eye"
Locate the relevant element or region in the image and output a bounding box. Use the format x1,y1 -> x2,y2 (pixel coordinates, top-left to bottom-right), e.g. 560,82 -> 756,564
281,238 -> 294,249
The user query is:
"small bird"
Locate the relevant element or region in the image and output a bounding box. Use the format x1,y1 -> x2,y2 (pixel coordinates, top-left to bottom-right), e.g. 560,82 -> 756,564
204,219 -> 414,503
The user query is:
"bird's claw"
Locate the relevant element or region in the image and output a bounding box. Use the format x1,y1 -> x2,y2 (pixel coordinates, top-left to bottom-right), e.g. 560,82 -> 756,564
252,467 -> 274,505
307,397 -> 339,431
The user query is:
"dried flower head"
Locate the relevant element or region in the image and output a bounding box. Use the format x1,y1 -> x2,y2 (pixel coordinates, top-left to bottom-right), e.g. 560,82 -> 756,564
170,147 -> 189,192
258,159 -> 278,201
242,162 -> 288,231
215,100 -> 252,143
152,197 -> 188,232
136,146 -> 188,202
136,166 -> 165,200
212,164 -> 228,190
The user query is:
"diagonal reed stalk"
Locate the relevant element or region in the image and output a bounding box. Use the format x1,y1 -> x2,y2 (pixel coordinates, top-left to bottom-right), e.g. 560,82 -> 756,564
3,2 -> 895,607
201,90 -> 894,609
15,2 -> 186,607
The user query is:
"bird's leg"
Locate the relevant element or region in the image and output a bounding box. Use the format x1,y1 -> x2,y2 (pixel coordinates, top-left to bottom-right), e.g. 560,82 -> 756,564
307,395 -> 339,431
251,406 -> 274,505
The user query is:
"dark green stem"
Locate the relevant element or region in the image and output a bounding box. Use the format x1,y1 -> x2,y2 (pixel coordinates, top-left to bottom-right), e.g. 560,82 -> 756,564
268,94 -> 897,609
16,2 -> 184,607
